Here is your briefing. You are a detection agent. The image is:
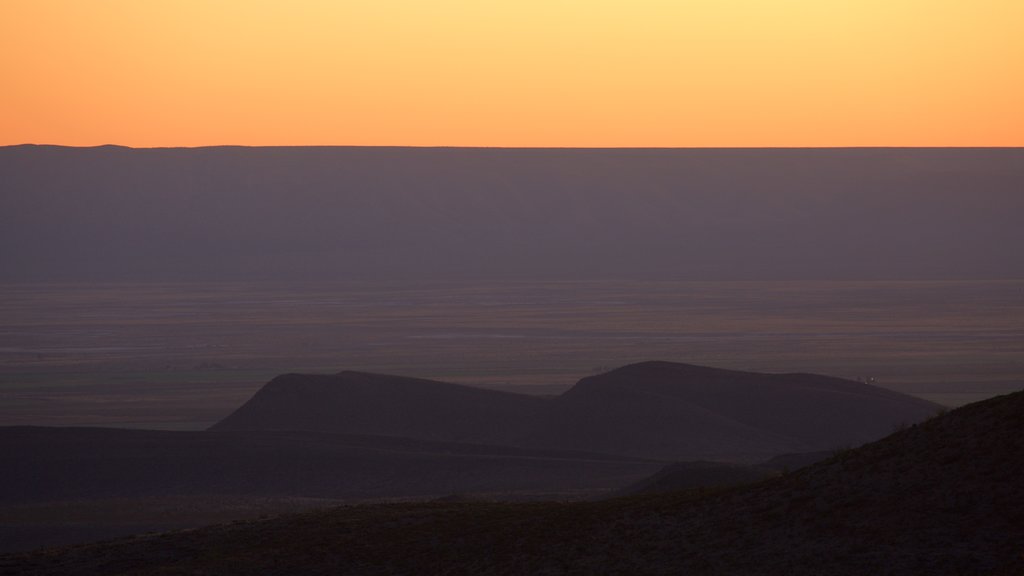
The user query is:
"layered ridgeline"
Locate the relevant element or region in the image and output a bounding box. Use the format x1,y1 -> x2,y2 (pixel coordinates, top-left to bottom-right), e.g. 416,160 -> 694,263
214,361 -> 940,461
3,146 -> 1023,282
0,362 -> 936,553
8,388 -> 1022,575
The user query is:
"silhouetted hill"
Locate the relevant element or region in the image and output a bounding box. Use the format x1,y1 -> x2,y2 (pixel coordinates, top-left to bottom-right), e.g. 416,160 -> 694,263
619,448 -> 833,497
8,389 -> 1021,574
211,371 -> 547,445
216,362 -> 940,461
534,361 -> 940,460
3,145 -> 1022,282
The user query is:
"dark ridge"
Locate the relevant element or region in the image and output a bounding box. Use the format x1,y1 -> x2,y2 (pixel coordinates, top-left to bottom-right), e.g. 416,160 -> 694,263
531,360 -> 940,460
8,389 -> 1021,575
211,371 -> 548,446
214,361 -> 941,462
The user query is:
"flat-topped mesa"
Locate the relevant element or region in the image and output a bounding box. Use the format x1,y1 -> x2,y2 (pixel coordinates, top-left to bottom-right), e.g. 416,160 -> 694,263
211,371 -> 547,445
213,362 -> 941,462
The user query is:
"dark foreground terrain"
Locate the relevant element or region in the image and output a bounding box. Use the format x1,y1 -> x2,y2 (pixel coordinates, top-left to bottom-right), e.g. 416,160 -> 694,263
0,362 -> 936,553
4,387 -> 1021,575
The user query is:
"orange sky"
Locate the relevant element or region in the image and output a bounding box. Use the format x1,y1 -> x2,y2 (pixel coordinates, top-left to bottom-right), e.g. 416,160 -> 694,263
2,0 -> 1022,147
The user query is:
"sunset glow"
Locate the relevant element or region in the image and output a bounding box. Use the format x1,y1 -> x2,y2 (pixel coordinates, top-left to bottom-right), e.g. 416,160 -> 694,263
2,0 -> 1022,147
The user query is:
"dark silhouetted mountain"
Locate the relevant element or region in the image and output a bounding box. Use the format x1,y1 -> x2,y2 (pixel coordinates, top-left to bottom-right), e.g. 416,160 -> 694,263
533,361 -> 940,460
2,145 -> 1023,283
8,389 -> 1021,575
216,362 -> 939,461
211,371 -> 547,445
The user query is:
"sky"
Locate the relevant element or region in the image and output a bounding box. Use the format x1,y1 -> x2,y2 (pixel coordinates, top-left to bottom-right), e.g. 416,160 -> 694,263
2,0 -> 1022,148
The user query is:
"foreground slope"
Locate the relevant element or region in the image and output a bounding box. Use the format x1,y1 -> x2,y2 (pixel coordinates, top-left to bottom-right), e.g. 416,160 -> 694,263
7,389 -> 1021,575
215,362 -> 940,461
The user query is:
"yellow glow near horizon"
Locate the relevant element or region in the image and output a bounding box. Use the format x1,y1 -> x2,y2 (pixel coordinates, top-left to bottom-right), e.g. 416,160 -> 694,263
2,0 -> 1022,147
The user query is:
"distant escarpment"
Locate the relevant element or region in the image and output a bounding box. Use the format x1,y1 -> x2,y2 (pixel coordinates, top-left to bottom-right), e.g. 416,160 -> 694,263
3,146 -> 1023,283
214,361 -> 940,461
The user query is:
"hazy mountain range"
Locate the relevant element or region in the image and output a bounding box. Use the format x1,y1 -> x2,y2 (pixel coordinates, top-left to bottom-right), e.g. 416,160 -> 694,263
2,145 -> 1022,282
5,381 -> 1021,575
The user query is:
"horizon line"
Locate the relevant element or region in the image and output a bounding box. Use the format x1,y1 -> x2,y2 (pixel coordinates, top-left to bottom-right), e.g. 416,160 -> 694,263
5,143 -> 1024,151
